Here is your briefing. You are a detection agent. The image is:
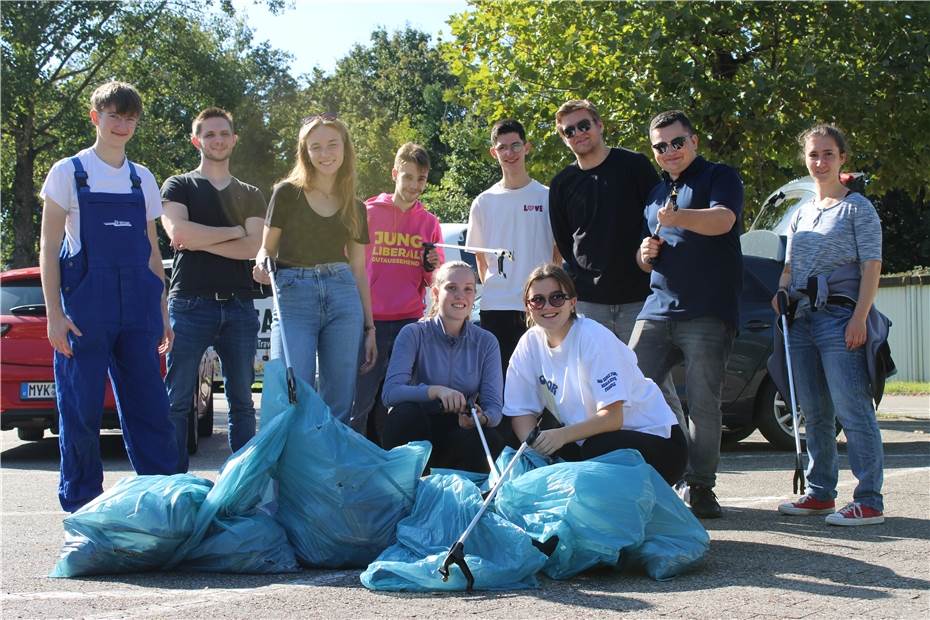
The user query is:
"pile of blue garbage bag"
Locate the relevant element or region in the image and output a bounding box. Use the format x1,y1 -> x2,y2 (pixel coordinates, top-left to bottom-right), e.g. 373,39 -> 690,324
50,360 -> 709,590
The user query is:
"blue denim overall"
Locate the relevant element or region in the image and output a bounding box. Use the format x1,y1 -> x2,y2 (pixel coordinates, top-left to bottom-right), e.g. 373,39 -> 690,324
54,157 -> 178,512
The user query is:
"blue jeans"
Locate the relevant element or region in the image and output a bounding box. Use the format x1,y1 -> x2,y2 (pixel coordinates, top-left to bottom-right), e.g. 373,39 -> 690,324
578,300 -> 685,427
630,317 -> 734,488
166,295 -> 259,472
349,318 -> 416,438
789,302 -> 884,511
269,264 -> 363,424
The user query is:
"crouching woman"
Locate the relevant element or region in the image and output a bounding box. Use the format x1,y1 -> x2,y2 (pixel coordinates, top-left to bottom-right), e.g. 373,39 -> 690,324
381,261 -> 504,473
505,264 -> 687,484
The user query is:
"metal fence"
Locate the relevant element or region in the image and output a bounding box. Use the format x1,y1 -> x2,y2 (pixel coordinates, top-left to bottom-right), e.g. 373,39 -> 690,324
876,275 -> 929,381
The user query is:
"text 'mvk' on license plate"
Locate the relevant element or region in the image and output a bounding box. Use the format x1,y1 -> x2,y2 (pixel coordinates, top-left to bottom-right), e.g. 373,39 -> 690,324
20,382 -> 56,400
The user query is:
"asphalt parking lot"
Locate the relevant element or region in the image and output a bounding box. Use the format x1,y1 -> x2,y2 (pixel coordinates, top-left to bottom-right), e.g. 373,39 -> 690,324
2,394 -> 928,619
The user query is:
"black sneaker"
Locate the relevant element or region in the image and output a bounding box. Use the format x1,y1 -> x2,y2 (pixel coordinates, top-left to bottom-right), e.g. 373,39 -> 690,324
689,485 -> 722,519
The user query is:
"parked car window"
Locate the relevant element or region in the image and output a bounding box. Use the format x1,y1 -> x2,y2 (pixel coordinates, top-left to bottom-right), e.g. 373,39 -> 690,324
752,195 -> 806,233
1,279 -> 44,314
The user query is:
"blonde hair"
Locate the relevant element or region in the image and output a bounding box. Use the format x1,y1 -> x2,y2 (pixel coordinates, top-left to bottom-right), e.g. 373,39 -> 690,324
522,263 -> 578,328
426,261 -> 476,319
281,116 -> 362,238
555,99 -> 602,126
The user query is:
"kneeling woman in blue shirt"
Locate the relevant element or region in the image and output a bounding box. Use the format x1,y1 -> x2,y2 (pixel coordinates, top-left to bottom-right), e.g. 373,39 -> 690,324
505,264 -> 687,484
381,261 -> 504,473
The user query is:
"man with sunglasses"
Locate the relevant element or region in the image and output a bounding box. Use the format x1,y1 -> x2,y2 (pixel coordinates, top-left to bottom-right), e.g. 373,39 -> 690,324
632,110 -> 744,519
548,99 -> 684,417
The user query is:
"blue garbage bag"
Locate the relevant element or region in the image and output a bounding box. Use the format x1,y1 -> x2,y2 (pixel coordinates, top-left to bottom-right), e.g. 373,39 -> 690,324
360,474 -> 547,591
495,449 -> 708,580
50,474 -> 213,578
183,512 -> 299,574
261,359 -> 430,568
167,395 -> 294,569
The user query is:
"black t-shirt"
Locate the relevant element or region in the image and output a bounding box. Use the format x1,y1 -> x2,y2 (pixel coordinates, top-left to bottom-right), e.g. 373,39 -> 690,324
265,183 -> 369,268
161,171 -> 267,298
639,156 -> 744,327
548,147 -> 659,304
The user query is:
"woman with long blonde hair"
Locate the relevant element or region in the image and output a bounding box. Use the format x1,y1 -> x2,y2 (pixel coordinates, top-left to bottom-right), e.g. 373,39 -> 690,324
254,114 -> 376,423
381,261 -> 504,472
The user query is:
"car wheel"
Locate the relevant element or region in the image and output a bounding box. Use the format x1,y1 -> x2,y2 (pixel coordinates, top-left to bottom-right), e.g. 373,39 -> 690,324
754,378 -> 840,451
187,392 -> 199,455
197,388 -> 214,438
16,427 -> 44,441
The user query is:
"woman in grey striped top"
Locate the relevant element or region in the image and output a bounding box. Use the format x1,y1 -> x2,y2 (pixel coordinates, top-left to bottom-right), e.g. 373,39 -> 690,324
774,124 -> 885,527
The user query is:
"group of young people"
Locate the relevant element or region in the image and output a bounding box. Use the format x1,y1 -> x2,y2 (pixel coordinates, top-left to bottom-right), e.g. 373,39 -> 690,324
40,81 -> 887,528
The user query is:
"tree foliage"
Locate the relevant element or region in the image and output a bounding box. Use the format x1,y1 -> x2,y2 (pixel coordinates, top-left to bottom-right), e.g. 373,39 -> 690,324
444,0 -> 930,218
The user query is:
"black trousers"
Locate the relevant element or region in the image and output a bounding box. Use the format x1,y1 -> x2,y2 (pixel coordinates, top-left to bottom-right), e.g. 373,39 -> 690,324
479,309 -> 526,448
381,401 -> 505,474
554,424 -> 688,485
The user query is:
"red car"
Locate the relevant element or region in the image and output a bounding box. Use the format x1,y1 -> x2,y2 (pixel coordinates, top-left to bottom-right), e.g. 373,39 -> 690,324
0,266 -> 216,453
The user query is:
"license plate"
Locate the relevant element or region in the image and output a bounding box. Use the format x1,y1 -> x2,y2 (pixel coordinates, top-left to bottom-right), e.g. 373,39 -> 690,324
20,382 -> 56,400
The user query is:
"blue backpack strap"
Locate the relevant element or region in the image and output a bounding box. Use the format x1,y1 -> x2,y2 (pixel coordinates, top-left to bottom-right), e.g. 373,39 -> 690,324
70,157 -> 89,192
127,161 -> 142,190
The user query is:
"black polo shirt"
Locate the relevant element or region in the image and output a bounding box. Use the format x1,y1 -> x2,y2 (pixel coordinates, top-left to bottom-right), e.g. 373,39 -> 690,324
638,156 -> 744,327
549,147 -> 658,304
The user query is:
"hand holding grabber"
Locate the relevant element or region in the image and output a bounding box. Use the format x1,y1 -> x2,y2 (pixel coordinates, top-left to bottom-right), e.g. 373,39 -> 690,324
646,183 -> 679,266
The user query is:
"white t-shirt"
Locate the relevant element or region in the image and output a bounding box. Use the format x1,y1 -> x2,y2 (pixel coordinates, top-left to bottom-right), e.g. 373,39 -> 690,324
504,316 -> 676,442
467,179 -> 554,311
39,147 -> 163,256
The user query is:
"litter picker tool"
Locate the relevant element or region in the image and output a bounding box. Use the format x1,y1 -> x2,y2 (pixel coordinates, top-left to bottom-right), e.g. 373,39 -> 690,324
469,399 -> 501,482
423,242 -> 514,278
776,289 -> 806,494
438,423 -> 541,590
263,257 -> 297,405
647,182 -> 679,266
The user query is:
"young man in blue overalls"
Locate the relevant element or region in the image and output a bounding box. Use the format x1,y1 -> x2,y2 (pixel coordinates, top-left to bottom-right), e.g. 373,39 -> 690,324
39,81 -> 178,512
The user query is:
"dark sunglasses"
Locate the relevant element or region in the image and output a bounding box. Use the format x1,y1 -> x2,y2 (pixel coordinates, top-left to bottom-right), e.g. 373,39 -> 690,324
301,112 -> 337,125
651,135 -> 690,155
526,292 -> 571,310
559,118 -> 592,139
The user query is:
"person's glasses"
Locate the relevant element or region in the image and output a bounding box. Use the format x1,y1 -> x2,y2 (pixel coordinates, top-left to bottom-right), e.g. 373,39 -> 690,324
559,119 -> 592,139
651,135 -> 690,155
493,141 -> 525,154
526,292 -> 571,310
301,112 -> 337,125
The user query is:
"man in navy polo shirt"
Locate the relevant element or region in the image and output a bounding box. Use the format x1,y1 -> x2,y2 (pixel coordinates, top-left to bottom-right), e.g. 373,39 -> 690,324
631,110 -> 743,519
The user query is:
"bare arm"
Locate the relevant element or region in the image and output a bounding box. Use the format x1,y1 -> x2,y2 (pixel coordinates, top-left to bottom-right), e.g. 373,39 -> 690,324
552,244 -> 562,264
530,401 -> 624,456
39,198 -> 81,357
475,253 -> 488,283
252,225 -> 281,285
192,216 -> 263,260
659,205 -> 736,236
160,200 -> 244,251
846,259 -> 882,350
347,239 -> 377,373
147,220 -> 173,354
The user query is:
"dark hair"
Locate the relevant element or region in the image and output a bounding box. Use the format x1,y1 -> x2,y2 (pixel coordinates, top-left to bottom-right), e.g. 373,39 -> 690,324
649,110 -> 695,134
797,123 -> 850,161
555,99 -> 601,125
394,142 -> 431,171
491,119 -> 526,144
192,107 -> 234,136
522,263 -> 578,327
89,81 -> 143,117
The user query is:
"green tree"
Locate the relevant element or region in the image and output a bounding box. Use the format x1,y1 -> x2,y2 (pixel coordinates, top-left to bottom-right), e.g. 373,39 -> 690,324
445,0 -> 930,222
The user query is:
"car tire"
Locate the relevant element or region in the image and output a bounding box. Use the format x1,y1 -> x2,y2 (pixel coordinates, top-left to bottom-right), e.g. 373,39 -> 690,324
187,396 -> 199,455
197,391 -> 214,438
16,427 -> 44,441
755,378 -> 840,451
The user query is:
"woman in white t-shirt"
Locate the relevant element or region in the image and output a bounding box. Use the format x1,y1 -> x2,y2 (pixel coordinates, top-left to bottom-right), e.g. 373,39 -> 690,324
504,264 -> 687,484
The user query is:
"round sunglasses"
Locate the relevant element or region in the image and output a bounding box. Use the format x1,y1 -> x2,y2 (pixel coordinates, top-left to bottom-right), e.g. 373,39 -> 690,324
525,291 -> 571,310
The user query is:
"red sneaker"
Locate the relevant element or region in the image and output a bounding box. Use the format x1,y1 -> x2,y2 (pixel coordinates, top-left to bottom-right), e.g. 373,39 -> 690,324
825,502 -> 884,526
778,494 -> 836,516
